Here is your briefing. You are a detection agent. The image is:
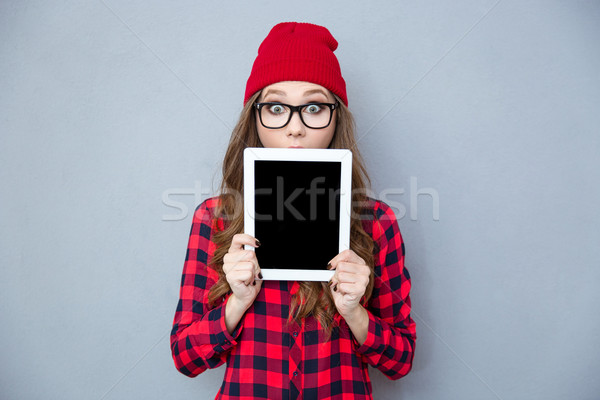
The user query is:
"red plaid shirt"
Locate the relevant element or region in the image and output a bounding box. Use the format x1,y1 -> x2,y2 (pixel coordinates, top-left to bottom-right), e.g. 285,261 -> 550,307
171,197 -> 416,399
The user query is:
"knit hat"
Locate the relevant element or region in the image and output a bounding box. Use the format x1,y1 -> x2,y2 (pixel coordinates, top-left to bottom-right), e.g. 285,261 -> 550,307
244,22 -> 348,106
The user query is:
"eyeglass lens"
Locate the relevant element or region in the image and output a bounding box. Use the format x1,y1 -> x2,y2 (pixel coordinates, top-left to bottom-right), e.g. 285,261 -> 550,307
260,104 -> 332,129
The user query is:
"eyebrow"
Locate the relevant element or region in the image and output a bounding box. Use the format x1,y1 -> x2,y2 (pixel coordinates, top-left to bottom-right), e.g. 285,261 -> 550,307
262,89 -> 287,97
262,88 -> 330,100
303,89 -> 329,98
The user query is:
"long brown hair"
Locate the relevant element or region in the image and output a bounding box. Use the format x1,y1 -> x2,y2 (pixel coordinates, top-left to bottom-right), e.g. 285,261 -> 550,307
208,91 -> 375,334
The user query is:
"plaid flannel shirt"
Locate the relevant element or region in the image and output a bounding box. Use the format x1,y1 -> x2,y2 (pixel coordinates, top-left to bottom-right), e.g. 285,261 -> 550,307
171,197 -> 416,399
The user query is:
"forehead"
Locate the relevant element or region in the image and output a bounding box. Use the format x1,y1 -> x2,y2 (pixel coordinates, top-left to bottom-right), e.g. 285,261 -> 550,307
261,81 -> 333,99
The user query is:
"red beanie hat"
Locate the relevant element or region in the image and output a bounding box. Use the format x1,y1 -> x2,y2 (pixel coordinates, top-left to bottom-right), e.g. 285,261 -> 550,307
244,22 -> 348,106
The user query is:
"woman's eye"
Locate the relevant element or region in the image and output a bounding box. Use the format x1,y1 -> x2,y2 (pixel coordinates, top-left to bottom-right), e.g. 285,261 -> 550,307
268,104 -> 286,114
305,104 -> 321,113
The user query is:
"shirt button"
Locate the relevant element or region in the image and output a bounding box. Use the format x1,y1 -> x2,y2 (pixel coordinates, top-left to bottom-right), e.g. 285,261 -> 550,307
293,371 -> 298,377
224,339 -> 229,344
293,331 -> 298,337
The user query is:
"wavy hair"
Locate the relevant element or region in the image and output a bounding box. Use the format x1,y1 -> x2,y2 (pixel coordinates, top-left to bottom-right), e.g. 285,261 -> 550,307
208,91 -> 375,334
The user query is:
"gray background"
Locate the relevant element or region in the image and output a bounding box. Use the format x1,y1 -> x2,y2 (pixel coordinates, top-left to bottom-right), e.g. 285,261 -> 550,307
1,1 -> 599,399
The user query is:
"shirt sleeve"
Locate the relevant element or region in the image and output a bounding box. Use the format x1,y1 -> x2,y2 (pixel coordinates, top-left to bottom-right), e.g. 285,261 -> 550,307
355,201 -> 417,379
170,200 -> 241,377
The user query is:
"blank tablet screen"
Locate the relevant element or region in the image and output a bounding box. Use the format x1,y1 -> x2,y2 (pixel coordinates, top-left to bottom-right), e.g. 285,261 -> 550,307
254,160 -> 341,270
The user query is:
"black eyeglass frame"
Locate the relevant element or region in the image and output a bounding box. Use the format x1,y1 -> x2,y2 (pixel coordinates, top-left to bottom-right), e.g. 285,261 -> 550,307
254,102 -> 339,129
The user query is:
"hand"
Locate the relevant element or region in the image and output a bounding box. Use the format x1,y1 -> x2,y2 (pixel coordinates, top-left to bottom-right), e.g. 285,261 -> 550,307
328,249 -> 370,318
223,234 -> 263,313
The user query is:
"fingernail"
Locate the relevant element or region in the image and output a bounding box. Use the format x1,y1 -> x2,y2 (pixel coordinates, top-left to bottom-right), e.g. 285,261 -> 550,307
327,262 -> 331,270
333,284 -> 338,292
255,239 -> 261,247
258,272 -> 263,280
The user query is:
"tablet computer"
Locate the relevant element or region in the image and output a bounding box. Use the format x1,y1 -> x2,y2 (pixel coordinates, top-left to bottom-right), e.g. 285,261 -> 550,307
243,148 -> 352,281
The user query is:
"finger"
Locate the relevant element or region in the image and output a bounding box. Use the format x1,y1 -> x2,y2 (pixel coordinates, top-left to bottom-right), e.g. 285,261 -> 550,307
328,249 -> 365,268
244,270 -> 255,286
224,252 -> 261,283
334,261 -> 370,276
224,249 -> 258,265
336,282 -> 363,296
328,278 -> 338,293
229,233 -> 261,252
328,271 -> 341,292
226,267 -> 255,286
223,260 -> 255,276
255,266 -> 263,281
336,271 -> 360,284
338,274 -> 370,292
238,261 -> 258,286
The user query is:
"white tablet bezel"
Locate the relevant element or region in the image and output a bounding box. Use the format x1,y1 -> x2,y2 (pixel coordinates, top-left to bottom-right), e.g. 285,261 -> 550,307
243,147 -> 352,281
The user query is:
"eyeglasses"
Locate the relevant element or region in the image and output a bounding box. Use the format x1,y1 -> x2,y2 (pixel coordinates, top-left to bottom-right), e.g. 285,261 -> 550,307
254,102 -> 338,129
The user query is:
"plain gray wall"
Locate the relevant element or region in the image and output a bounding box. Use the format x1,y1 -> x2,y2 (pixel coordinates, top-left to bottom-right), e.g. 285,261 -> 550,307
1,1 -> 599,399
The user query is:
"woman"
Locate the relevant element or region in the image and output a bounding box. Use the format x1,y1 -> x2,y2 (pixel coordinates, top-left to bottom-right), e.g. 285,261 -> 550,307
171,22 -> 416,399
